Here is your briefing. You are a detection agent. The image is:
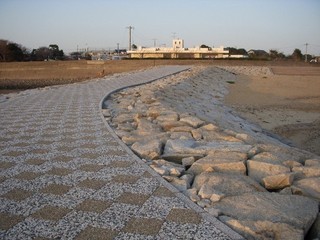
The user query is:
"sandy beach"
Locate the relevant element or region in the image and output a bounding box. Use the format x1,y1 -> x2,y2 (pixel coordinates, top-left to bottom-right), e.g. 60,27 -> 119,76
224,66 -> 320,155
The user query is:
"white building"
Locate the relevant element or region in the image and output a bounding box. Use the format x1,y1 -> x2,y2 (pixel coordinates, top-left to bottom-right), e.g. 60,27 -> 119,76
128,39 -> 229,59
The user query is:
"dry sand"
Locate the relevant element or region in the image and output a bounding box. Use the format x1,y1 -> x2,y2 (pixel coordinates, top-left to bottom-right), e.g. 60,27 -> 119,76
224,66 -> 320,155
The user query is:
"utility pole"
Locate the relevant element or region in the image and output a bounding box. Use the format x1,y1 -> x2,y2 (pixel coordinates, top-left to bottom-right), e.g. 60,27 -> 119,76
117,43 -> 120,56
127,26 -> 134,51
304,43 -> 309,62
152,38 -> 157,47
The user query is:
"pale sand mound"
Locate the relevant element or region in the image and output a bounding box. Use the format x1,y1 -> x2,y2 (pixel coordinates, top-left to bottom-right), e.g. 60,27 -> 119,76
224,66 -> 320,155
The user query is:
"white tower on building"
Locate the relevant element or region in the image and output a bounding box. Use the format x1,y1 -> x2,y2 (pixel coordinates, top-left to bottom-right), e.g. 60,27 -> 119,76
173,39 -> 184,50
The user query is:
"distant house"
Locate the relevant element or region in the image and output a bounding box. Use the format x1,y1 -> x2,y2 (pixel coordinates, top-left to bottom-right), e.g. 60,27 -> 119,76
310,56 -> 320,63
248,49 -> 269,59
128,39 -> 229,59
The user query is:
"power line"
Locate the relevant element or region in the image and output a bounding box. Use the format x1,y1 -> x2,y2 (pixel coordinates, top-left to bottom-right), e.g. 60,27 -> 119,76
152,38 -> 157,47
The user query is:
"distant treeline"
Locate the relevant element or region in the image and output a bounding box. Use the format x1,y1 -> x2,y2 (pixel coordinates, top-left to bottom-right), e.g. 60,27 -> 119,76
0,39 -> 64,62
224,47 -> 308,61
0,39 -> 310,62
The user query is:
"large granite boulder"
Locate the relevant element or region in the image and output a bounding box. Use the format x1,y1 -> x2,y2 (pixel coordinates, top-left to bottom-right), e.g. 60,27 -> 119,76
305,158 -> 320,166
188,154 -> 247,175
136,118 -> 162,135
179,116 -> 204,128
131,139 -> 163,160
247,160 -> 290,184
112,113 -> 135,124
262,173 -> 294,190
292,177 -> 320,201
156,112 -> 179,122
163,139 -> 252,156
122,132 -> 168,145
292,166 -> 320,179
213,192 -> 318,236
159,121 -> 188,131
220,216 -> 304,240
192,172 -> 266,200
307,213 -> 320,240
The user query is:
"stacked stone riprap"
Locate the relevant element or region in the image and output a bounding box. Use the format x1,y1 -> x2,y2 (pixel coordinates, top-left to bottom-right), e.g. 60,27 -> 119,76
103,66 -> 320,240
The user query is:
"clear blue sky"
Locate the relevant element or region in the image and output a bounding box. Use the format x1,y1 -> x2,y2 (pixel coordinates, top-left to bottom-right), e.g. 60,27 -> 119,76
1,0 -> 319,55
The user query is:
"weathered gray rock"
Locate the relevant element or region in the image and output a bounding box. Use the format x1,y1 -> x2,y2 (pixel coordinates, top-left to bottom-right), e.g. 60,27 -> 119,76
213,192 -> 318,235
163,176 -> 189,192
131,139 -> 163,160
262,173 -> 294,190
136,118 -> 162,135
114,129 -> 130,138
235,133 -> 252,142
220,216 -> 304,240
146,106 -> 167,119
140,90 -> 156,104
163,139 -> 252,158
255,144 -> 306,164
189,159 -> 246,175
283,160 -> 303,169
180,116 -> 204,128
307,213 -> 320,240
292,177 -> 320,200
201,123 -> 219,131
152,159 -> 185,177
305,158 -> 320,166
112,113 -> 135,123
150,165 -> 168,175
181,156 -> 195,167
197,199 -> 211,208
205,207 -> 222,217
102,109 -> 111,117
169,126 -> 195,133
156,112 -> 179,122
122,132 -> 168,145
191,129 -> 202,140
198,183 -> 218,199
292,166 -> 320,179
188,152 -> 248,175
116,122 -> 136,132
180,173 -> 194,189
184,188 -> 200,202
202,130 -> 242,142
159,121 -> 188,131
161,153 -> 205,164
247,160 -> 290,184
279,187 -> 292,195
251,151 -> 283,164
193,172 -> 266,198
203,141 -> 252,153
163,139 -> 205,155
170,132 -> 193,140
247,146 -> 262,159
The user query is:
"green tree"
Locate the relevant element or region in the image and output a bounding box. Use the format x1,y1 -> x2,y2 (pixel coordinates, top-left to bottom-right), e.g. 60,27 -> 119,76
131,44 -> 137,50
269,49 -> 286,60
33,47 -> 51,61
226,47 -> 248,55
6,43 -> 24,61
0,39 -> 8,61
200,44 -> 210,48
292,48 -> 303,61
49,44 -> 64,60
0,39 -> 28,61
